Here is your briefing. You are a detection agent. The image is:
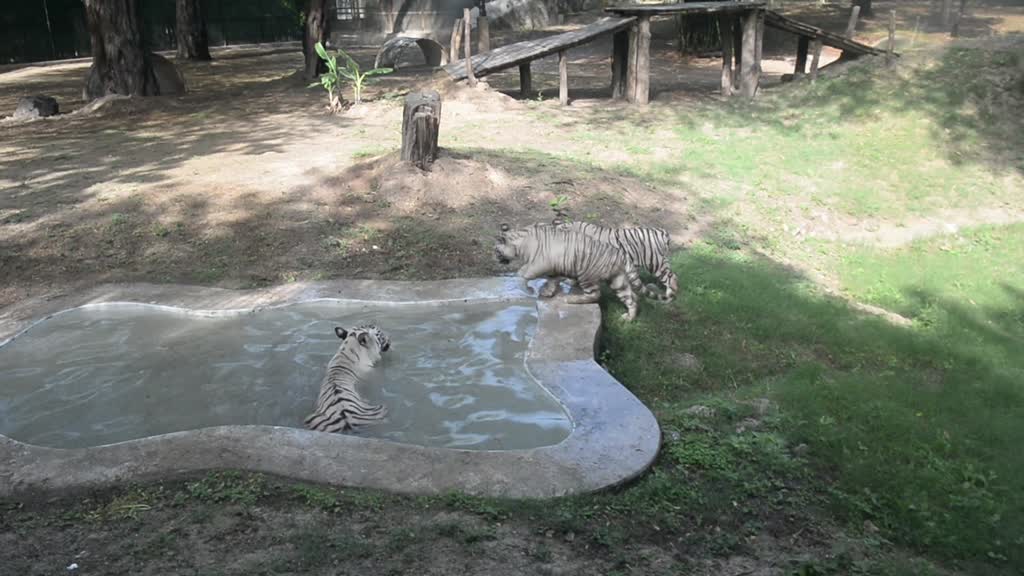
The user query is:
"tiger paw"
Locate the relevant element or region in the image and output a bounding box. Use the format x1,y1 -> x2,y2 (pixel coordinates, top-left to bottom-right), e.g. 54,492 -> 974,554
538,280 -> 559,299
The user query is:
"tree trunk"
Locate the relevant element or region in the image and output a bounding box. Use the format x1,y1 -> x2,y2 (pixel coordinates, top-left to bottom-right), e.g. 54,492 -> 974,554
83,0 -> 158,101
304,0 -> 329,81
854,0 -> 873,18
176,0 -> 211,61
401,91 -> 441,170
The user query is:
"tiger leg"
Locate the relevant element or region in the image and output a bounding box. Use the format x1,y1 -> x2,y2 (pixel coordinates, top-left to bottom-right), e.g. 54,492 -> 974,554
538,277 -> 561,298
610,274 -> 638,322
566,280 -> 600,304
656,262 -> 679,301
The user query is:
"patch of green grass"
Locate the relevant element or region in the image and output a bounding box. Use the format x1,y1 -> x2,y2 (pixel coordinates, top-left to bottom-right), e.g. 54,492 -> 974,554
183,471 -> 270,505
599,229 -> 1024,568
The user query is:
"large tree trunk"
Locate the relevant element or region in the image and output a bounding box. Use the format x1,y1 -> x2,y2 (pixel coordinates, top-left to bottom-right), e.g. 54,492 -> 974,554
854,0 -> 873,18
176,0 -> 211,61
303,0 -> 329,81
83,0 -> 159,101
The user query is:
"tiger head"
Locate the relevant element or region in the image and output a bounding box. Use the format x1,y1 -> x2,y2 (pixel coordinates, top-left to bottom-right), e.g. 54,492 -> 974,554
494,223 -> 542,265
333,324 -> 391,369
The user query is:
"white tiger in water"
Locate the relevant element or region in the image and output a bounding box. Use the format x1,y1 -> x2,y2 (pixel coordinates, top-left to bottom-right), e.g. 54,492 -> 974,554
546,221 -> 679,302
494,223 -> 667,321
305,325 -> 391,433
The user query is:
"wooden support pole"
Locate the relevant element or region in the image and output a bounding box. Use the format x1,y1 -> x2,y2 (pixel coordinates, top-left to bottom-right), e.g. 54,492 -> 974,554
795,35 -> 809,75
519,63 -> 532,98
611,30 -> 628,99
951,0 -> 968,37
845,5 -> 861,38
754,9 -> 764,79
887,10 -> 896,63
626,15 -> 651,104
450,17 -> 463,62
809,38 -> 822,82
478,16 -> 490,53
739,9 -> 758,99
559,50 -> 569,105
942,0 -> 953,28
720,15 -> 734,96
463,8 -> 476,86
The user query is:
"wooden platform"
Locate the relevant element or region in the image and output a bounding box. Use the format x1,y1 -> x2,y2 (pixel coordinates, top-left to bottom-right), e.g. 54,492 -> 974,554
444,16 -> 636,81
605,1 -> 765,16
764,10 -> 889,57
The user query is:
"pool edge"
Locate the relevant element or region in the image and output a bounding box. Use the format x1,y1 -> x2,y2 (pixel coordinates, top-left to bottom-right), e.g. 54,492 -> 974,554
0,278 -> 661,499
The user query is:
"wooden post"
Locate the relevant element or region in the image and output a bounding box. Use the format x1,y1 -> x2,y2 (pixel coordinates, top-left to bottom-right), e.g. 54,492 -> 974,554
951,0 -> 967,37
795,35 -> 809,76
626,15 -> 651,104
887,10 -> 896,63
720,15 -> 734,96
463,8 -> 476,86
739,9 -> 758,99
478,16 -> 490,52
942,0 -> 953,28
450,18 -> 463,62
401,91 -> 441,170
558,50 -> 569,105
754,9 -> 764,80
519,63 -> 532,98
845,5 -> 861,38
809,38 -> 822,82
611,30 -> 628,99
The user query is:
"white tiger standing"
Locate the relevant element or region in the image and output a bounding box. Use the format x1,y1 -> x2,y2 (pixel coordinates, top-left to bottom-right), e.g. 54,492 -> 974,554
305,325 -> 391,433
494,223 -> 658,321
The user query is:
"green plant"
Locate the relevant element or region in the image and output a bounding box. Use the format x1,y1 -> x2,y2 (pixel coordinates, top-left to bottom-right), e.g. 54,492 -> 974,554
309,42 -> 392,110
549,194 -> 571,224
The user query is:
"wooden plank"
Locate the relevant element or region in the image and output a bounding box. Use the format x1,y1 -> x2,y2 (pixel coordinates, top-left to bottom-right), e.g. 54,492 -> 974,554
478,16 -> 490,53
607,1 -> 765,16
719,14 -> 734,96
450,18 -> 463,62
445,16 -> 635,80
795,35 -> 808,75
739,9 -> 758,98
764,10 -> 892,57
519,63 -> 532,97
559,50 -> 569,105
611,30 -> 628,99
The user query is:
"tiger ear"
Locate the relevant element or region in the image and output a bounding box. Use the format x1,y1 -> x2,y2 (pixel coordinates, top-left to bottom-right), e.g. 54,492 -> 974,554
500,223 -> 510,232
335,327 -> 348,339
357,332 -> 370,347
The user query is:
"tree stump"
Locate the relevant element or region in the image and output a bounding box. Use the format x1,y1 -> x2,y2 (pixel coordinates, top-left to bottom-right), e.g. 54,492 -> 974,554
401,91 -> 442,170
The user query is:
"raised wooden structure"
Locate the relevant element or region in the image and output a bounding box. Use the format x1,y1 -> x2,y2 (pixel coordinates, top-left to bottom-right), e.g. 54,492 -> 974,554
444,15 -> 636,103
607,2 -> 766,102
764,9 -> 893,78
401,91 -> 442,170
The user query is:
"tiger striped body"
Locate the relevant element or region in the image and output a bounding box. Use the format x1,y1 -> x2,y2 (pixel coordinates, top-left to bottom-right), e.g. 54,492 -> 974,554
305,325 -> 391,434
555,221 -> 678,301
494,223 -> 650,321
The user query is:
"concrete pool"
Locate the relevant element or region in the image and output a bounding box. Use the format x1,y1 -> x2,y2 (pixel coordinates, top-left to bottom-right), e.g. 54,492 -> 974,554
0,278 -> 660,498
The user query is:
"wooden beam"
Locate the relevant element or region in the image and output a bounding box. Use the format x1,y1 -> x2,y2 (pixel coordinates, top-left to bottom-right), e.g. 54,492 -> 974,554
611,30 -> 628,99
478,16 -> 490,53
887,10 -> 896,63
754,8 -> 764,78
626,15 -> 651,104
795,35 -> 808,75
463,8 -> 476,86
739,9 -> 758,98
809,38 -> 822,82
719,14 -> 734,95
559,50 -> 569,105
450,17 -> 463,62
845,5 -> 861,38
519,63 -> 531,97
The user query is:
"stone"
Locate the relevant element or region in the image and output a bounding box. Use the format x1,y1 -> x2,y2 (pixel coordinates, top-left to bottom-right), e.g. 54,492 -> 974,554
672,352 -> 703,372
683,404 -> 716,418
13,95 -> 59,119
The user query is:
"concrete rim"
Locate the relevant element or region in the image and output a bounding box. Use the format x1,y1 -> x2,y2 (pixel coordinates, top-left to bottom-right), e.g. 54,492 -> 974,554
0,278 -> 660,499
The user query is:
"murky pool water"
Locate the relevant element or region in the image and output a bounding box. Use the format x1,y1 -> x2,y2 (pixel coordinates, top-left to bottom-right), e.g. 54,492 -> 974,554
0,301 -> 571,450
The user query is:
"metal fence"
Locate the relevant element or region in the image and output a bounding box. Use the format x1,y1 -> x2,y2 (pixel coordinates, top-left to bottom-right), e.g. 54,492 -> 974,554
1,0 -> 303,65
